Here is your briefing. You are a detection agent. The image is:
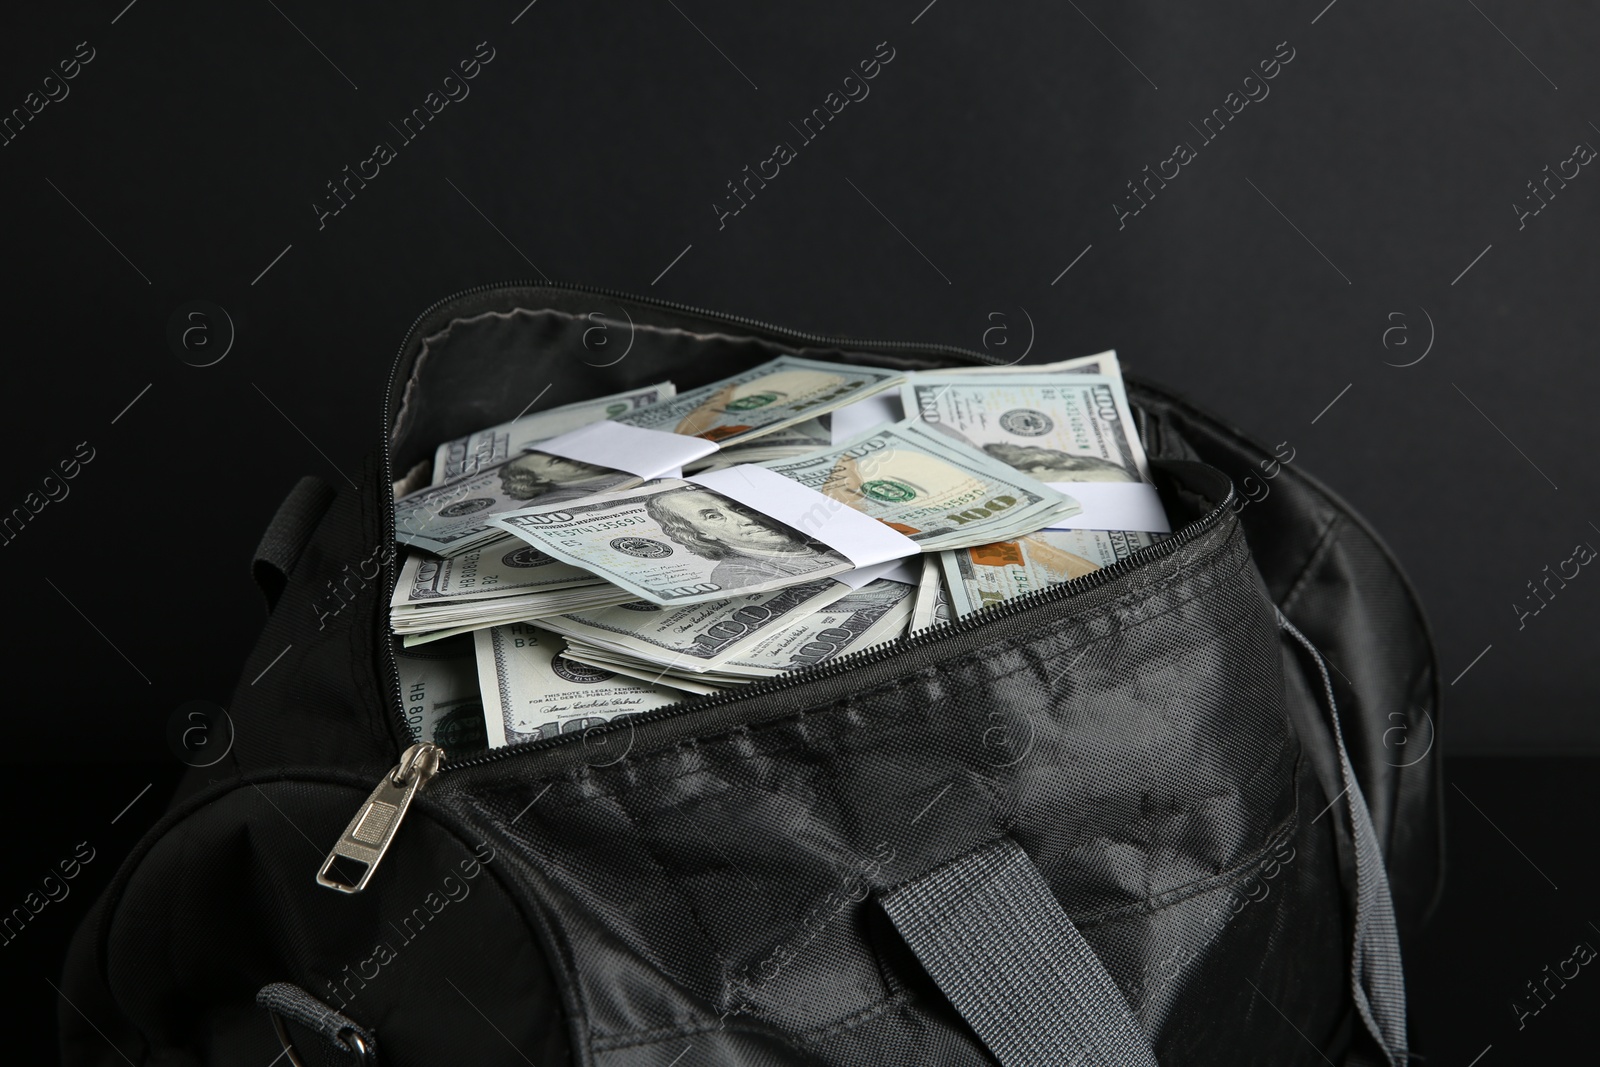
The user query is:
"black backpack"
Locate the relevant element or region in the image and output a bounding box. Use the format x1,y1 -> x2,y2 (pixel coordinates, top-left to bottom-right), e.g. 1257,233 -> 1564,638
62,284 -> 1441,1066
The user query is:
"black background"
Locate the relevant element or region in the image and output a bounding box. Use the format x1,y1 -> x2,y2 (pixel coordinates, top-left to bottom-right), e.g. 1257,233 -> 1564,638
3,0 -> 1597,1062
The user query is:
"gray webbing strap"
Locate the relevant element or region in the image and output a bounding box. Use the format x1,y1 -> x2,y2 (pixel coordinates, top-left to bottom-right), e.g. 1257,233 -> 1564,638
879,837 -> 1161,1067
252,475 -> 336,611
1279,611 -> 1409,1067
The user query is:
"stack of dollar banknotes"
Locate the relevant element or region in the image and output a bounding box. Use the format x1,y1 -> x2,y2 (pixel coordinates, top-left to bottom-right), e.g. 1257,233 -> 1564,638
391,350 -> 1169,754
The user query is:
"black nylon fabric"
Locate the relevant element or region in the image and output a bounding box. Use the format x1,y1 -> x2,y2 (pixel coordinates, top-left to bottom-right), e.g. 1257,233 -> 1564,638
64,776 -> 570,1067
62,285 -> 1439,1066
1281,615 -> 1407,1065
1141,392 -> 1444,946
426,463 -> 1359,1064
183,449 -> 402,795
251,476 -> 339,613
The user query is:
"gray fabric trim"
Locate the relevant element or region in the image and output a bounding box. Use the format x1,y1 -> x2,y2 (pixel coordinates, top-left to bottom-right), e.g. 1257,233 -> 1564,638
1279,611 -> 1409,1067
252,475 -> 337,611
879,836 -> 1161,1067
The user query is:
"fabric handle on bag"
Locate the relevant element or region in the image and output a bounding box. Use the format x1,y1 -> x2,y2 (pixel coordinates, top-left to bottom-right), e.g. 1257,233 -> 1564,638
256,981 -> 377,1065
1279,610 -> 1409,1067
879,837 -> 1161,1067
252,476 -> 337,612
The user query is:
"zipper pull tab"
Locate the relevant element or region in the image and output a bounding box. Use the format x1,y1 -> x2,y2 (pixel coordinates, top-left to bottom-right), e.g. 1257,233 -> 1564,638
317,742 -> 443,894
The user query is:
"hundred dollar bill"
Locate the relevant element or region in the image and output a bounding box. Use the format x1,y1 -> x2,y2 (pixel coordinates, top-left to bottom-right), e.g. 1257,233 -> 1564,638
432,382 -> 676,482
927,350 -> 1121,378
690,416 -> 833,471
392,536 -> 601,610
909,555 -> 953,632
395,580 -> 645,645
393,584 -> 636,638
474,623 -> 680,747
760,420 -> 1074,551
396,452 -> 641,557
902,374 -> 1153,485
711,578 -> 912,678
491,480 -> 858,605
816,353 -> 1124,449
567,579 -> 913,684
395,637 -> 488,758
538,579 -> 852,674
941,528 -> 1163,617
613,355 -> 904,446
555,647 -> 726,695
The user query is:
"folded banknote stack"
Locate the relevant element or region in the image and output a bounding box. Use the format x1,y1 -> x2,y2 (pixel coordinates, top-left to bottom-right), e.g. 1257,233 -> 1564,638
389,351 -> 1171,754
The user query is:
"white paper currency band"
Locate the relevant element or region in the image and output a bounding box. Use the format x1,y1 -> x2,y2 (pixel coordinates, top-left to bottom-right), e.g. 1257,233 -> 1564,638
829,393 -> 903,444
690,465 -> 920,569
1044,482 -> 1171,534
836,558 -> 920,590
532,421 -> 719,481
877,559 -> 923,586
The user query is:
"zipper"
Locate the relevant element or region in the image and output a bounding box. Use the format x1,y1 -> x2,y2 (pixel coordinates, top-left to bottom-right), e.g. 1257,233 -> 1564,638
376,280 -> 1229,777
322,499 -> 1225,893
443,489 -> 1231,774
317,741 -> 443,893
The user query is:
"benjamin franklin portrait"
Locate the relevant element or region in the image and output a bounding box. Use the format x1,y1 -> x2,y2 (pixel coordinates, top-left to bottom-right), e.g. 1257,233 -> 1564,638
644,488 -> 827,589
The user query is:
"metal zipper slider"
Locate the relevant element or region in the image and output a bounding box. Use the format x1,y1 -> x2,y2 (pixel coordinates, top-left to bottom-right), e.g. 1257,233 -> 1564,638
316,742 -> 443,894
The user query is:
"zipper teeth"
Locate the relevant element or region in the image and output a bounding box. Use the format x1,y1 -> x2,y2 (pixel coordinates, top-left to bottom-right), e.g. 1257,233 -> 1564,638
379,279 -> 1009,750
444,492 -> 1233,773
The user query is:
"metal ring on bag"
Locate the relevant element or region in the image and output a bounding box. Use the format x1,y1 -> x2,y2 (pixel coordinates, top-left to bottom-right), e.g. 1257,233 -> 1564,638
269,1009 -> 375,1066
340,1030 -> 374,1062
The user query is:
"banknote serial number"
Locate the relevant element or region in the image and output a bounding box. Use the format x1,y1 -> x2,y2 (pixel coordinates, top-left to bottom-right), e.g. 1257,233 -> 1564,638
510,513 -> 650,536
